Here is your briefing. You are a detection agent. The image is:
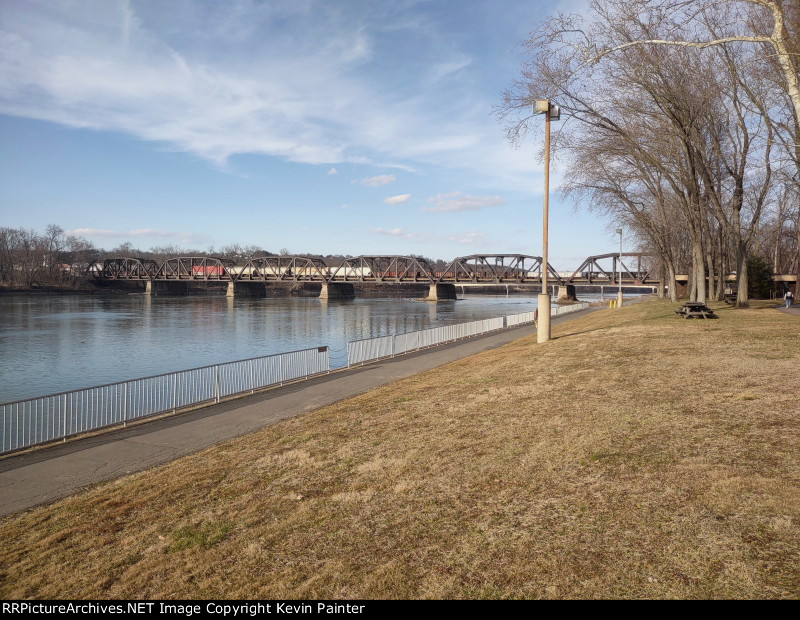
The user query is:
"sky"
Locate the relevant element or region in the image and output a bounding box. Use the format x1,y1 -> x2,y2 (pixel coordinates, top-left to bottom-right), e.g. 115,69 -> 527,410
0,0 -> 617,269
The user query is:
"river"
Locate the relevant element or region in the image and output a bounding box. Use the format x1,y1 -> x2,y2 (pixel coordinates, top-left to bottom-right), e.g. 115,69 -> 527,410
0,292 -> 574,403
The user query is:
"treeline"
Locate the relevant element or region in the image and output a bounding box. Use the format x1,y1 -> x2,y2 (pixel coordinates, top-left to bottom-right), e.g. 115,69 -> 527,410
0,225 -> 97,288
500,0 -> 799,305
0,226 -> 450,288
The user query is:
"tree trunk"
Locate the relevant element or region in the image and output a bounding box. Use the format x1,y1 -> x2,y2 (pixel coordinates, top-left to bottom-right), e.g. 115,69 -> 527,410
795,211 -> 800,297
706,245 -> 716,302
666,260 -> 679,302
736,245 -> 750,308
692,236 -> 706,304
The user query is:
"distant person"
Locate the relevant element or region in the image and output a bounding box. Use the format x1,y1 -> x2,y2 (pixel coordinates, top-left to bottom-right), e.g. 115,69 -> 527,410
785,290 -> 794,308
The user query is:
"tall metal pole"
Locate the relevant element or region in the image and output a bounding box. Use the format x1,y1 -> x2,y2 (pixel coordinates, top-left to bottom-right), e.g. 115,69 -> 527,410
537,107 -> 552,343
617,228 -> 623,308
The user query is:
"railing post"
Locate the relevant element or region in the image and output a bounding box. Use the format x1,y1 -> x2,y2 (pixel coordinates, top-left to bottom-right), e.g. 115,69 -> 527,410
122,383 -> 128,427
214,366 -> 220,403
172,373 -> 178,412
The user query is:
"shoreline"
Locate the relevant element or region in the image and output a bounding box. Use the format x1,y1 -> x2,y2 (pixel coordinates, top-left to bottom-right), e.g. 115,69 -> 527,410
0,303 -> 604,516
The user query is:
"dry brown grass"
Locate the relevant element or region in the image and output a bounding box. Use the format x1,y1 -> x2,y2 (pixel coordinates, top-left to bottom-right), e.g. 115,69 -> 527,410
1,300 -> 798,599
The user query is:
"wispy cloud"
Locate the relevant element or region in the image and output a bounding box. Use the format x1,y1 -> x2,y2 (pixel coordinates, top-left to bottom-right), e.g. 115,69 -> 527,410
384,194 -> 410,204
447,231 -> 489,245
67,228 -> 119,238
424,191 -> 504,213
67,227 -> 210,245
360,174 -> 396,187
327,167 -> 338,175
372,227 -> 409,237
371,227 -> 430,242
427,55 -> 472,82
0,1 -> 541,188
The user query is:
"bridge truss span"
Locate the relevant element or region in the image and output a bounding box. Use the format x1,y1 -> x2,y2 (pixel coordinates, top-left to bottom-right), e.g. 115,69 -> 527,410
234,256 -> 330,282
439,254 -> 564,285
91,257 -> 159,280
154,256 -> 237,281
328,256 -> 436,283
567,253 -> 657,285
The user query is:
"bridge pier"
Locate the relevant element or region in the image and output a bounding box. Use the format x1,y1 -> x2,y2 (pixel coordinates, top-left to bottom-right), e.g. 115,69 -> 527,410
319,283 -> 355,299
226,282 -> 266,298
145,281 -> 190,296
556,284 -> 578,303
424,283 -> 457,301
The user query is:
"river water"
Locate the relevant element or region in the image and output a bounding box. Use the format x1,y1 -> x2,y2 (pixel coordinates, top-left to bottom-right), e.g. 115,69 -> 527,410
0,292 -> 564,403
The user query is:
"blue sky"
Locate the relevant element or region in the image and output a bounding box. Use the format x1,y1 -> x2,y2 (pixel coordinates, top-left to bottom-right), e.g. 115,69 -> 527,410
0,0 -> 616,268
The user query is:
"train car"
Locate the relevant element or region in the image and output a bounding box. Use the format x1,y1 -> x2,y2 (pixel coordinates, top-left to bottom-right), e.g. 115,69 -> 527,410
192,265 -> 228,276
336,266 -> 372,277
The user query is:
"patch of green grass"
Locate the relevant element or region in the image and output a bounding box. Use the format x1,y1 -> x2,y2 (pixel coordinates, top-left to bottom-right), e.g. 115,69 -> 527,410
169,521 -> 232,552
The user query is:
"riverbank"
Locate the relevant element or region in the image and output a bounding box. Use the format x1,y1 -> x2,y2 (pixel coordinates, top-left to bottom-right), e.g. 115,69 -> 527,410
1,300 -> 798,599
0,282 -> 100,294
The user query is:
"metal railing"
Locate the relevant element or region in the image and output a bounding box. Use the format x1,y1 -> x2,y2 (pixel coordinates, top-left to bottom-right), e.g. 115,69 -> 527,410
506,311 -> 536,327
552,301 -> 590,316
1,301 -> 593,455
0,346 -> 330,455
348,317 -> 505,366
349,302 -> 592,366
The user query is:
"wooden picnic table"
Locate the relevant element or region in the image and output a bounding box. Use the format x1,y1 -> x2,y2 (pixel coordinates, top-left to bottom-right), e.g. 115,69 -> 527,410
675,302 -> 716,319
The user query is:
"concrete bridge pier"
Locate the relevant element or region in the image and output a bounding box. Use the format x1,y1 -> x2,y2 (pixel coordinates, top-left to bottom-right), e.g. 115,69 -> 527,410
556,284 -> 578,303
424,283 -> 457,301
226,282 -> 267,298
145,281 -> 190,296
319,283 -> 355,299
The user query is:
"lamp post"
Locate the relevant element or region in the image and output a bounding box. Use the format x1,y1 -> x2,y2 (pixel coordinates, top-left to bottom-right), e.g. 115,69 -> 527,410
616,228 -> 623,308
534,99 -> 560,343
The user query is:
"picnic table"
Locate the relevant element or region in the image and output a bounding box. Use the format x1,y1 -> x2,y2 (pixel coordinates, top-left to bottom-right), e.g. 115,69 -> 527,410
675,301 -> 716,319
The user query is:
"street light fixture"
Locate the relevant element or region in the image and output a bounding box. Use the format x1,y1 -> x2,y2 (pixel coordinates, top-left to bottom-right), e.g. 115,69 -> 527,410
616,228 -> 623,308
533,99 -> 560,343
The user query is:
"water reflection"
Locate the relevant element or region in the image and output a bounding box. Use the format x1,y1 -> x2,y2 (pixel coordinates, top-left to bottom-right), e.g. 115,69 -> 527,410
0,293 -> 553,402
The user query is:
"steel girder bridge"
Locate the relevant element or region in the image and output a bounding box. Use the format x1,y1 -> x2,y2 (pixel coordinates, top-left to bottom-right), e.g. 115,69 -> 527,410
566,253 -> 657,285
90,253 -> 661,287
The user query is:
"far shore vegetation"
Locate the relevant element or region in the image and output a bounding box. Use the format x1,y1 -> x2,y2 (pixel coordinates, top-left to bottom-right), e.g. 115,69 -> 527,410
1,300 -> 797,599
0,225 -> 454,291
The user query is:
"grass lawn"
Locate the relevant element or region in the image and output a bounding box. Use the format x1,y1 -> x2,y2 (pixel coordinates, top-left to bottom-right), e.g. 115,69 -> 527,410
1,300 -> 798,599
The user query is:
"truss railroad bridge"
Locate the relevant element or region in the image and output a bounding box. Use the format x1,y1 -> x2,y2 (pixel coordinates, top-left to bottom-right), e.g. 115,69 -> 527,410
90,253 -> 796,300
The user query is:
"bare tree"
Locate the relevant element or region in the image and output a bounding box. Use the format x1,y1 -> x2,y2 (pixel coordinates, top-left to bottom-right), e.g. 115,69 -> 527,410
499,0 -> 789,304
573,1 -> 797,160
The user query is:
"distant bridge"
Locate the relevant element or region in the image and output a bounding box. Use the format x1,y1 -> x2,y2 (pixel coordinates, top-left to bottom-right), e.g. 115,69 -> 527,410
90,253 -> 664,299
90,252 -> 796,299
90,253 -> 663,285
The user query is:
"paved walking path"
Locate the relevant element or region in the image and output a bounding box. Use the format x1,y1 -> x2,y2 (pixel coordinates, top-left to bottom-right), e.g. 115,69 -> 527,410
0,307 -> 602,517
776,305 -> 800,316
